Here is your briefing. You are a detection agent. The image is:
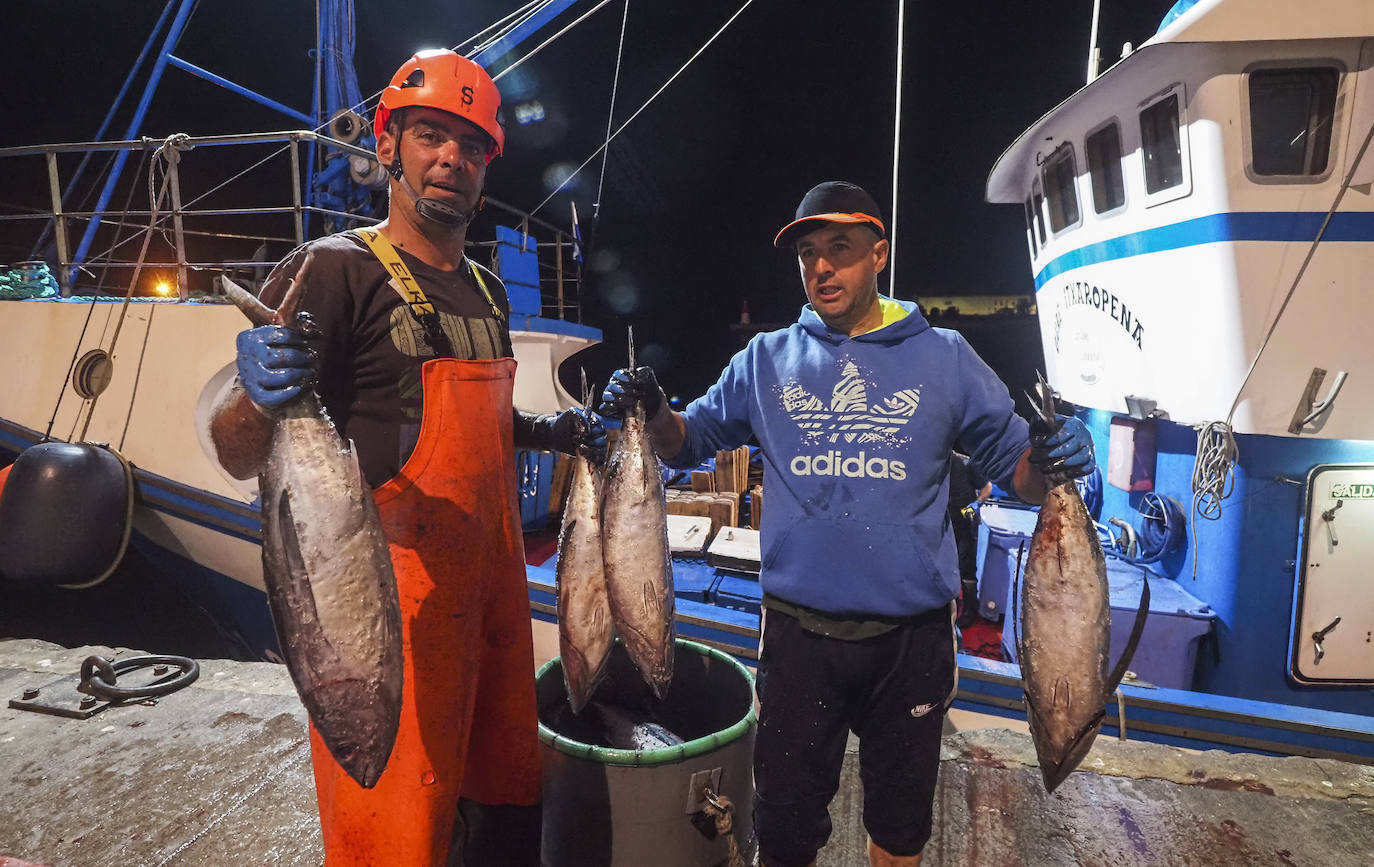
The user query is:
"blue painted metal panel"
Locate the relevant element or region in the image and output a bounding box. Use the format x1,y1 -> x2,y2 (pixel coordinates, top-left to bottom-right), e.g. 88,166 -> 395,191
510,314 -> 602,341
673,596 -> 759,668
505,284 -> 542,317
955,655 -> 1374,761
516,450 -> 557,529
1082,409 -> 1374,717
493,225 -> 541,290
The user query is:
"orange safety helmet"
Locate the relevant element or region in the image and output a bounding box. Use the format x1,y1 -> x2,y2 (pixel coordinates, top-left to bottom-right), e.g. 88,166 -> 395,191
375,49 -> 505,158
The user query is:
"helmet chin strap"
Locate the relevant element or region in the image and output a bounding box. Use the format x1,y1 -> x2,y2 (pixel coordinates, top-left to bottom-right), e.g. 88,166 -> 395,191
389,159 -> 483,228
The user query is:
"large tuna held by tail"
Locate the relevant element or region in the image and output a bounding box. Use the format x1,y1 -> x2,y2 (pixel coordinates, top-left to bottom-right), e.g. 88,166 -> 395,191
221,257 -> 403,789
1018,479 -> 1110,792
1017,381 -> 1113,793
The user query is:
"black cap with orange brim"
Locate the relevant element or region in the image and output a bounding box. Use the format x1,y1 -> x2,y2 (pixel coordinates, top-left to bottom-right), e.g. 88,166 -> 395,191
774,181 -> 886,248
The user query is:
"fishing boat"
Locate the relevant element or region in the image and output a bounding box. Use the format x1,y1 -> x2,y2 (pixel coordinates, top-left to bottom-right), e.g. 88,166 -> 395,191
0,0 -> 600,658
983,0 -> 1374,728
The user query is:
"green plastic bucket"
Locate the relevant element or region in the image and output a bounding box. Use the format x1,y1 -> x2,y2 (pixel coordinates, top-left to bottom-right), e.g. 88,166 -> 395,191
537,638 -> 756,866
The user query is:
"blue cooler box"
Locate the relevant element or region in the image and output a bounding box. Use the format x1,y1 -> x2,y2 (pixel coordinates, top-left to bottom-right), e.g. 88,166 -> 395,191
1002,558 -> 1216,691
975,502 -> 1040,622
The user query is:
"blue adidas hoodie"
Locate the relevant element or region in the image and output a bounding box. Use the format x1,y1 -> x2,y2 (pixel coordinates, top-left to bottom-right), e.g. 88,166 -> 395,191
672,299 -> 1030,618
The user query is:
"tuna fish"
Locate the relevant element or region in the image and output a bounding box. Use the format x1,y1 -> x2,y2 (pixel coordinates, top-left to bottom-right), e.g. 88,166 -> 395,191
220,256 -> 403,789
1016,381 -> 1111,793
589,701 -> 686,751
601,400 -> 676,700
556,439 -> 615,714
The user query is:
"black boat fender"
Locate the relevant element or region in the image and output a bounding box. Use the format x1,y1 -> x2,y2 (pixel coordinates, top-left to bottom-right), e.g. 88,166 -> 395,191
0,441 -> 134,590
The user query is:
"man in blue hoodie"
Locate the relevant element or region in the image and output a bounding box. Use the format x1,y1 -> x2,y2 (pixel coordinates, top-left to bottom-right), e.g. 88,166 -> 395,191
599,181 -> 1093,867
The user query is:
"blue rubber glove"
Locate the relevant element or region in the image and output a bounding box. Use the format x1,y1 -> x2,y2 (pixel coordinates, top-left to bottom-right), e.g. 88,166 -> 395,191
598,366 -> 665,420
236,325 -> 316,410
1029,414 -> 1095,479
550,407 -> 607,464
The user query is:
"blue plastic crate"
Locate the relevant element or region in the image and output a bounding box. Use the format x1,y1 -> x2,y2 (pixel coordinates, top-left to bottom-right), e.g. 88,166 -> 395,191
713,573 -> 763,616
975,502 -> 1039,621
1002,558 -> 1215,691
670,556 -> 718,603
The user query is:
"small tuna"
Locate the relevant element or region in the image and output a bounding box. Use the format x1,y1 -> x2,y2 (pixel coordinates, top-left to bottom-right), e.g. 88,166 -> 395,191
556,446 -> 615,714
589,701 -> 686,751
221,256 -> 403,789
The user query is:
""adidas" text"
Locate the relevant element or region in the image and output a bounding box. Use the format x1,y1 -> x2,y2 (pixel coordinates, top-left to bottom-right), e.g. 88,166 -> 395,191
789,450 -> 907,481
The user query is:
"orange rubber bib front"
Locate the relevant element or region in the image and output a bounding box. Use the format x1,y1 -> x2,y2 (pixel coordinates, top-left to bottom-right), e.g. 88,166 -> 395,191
309,358 -> 540,865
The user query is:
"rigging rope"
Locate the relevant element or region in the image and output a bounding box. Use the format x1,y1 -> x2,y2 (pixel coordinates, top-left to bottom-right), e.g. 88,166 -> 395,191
78,136 -> 189,442
461,0 -> 550,57
493,0 -> 616,82
593,0 -> 631,227
528,0 -> 761,217
44,147 -> 154,443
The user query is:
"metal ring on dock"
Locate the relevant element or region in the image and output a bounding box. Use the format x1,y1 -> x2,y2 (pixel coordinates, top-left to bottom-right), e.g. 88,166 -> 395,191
78,654 -> 201,701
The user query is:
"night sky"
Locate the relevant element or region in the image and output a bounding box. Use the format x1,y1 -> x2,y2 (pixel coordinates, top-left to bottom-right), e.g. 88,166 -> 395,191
2,0 -> 1181,402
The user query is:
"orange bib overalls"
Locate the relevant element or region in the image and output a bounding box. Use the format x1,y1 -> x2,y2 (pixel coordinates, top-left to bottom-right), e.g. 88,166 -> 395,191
309,357 -> 541,865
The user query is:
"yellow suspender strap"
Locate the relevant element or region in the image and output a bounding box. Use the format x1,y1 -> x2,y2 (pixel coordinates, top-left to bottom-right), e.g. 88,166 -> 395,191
353,227 -> 504,322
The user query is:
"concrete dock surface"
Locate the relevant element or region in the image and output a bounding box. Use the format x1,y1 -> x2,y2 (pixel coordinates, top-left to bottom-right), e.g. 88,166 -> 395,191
1,639 -> 1371,866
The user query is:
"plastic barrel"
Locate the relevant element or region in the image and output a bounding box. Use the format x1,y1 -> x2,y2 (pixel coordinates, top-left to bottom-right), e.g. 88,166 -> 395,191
537,638 -> 756,866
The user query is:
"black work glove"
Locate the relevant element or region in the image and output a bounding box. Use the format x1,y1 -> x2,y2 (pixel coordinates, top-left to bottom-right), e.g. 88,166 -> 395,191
514,408 -> 607,463
597,366 -> 665,420
1028,414 -> 1095,479
550,407 -> 607,463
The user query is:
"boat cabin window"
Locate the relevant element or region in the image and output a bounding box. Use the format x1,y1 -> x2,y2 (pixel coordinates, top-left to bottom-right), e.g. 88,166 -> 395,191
1031,177 -> 1047,246
1023,195 -> 1038,255
1086,121 -> 1126,213
1041,142 -> 1081,234
1248,66 -> 1339,178
1141,93 -> 1184,194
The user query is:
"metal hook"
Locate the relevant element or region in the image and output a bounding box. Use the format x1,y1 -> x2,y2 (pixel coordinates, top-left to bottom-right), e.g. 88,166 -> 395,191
1288,367 -> 1349,434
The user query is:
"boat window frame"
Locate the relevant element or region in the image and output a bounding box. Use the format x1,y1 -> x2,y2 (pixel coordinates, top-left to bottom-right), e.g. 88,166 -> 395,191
1138,83 -> 1193,208
1041,141 -> 1083,236
1030,176 -> 1048,247
1085,117 -> 1128,217
1023,193 -> 1039,258
1242,60 -> 1344,185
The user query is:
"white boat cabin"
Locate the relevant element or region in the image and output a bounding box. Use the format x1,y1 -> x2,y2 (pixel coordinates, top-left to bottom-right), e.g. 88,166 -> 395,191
986,0 -> 1374,440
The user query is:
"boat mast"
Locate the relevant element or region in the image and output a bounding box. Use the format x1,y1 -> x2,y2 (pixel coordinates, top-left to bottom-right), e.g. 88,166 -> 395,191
1086,0 -> 1102,84
888,0 -> 906,298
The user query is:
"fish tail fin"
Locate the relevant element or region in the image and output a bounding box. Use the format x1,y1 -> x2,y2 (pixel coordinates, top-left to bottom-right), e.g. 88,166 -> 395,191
219,273 -> 277,327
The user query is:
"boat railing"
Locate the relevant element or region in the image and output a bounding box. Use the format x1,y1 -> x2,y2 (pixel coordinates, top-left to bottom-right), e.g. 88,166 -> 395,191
0,130 -> 583,322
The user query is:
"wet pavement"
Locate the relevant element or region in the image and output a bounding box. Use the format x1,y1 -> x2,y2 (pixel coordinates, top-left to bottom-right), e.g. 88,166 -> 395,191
2,639 -> 1372,866
822,728 -> 1374,866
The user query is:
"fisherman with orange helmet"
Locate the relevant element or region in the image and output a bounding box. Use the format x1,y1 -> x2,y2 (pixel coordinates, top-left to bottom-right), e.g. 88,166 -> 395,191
210,49 -> 602,865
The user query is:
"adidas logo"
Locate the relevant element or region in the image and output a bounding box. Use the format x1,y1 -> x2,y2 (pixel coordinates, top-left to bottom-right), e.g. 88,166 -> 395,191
781,361 -> 920,445
789,450 -> 907,481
